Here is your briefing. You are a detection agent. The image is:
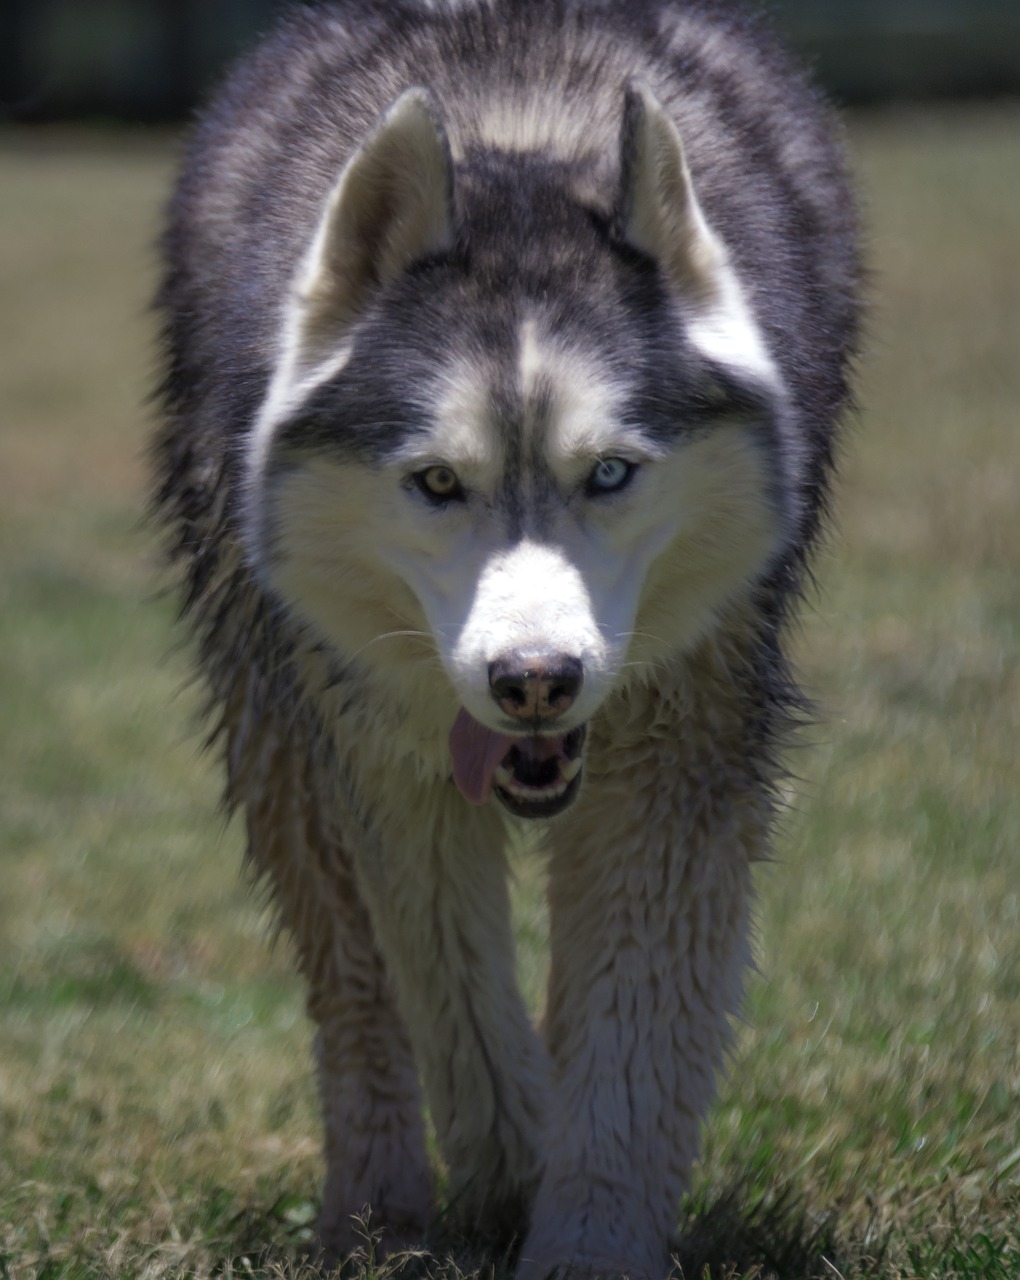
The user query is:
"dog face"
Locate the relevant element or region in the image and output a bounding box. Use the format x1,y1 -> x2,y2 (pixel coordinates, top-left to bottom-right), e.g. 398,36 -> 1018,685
246,88 -> 794,816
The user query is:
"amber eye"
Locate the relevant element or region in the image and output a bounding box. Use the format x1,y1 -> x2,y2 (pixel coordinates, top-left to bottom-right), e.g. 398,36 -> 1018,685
413,465 -> 464,503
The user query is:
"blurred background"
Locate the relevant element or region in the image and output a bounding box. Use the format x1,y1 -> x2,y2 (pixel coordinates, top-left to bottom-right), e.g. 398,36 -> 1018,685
1,3 -> 1018,1278
3,0 -> 1020,118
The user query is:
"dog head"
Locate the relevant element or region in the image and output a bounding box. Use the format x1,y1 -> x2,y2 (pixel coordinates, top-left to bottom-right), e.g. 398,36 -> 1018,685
246,86 -> 795,817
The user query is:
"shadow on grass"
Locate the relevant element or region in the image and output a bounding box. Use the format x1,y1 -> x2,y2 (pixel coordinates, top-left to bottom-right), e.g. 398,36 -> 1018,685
201,1181 -> 889,1280
672,1182 -> 886,1279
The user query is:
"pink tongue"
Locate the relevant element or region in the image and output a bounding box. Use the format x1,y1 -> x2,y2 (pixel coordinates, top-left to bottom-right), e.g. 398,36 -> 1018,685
449,708 -> 516,805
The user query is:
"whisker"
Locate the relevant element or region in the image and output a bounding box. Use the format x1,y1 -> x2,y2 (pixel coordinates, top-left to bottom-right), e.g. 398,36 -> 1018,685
612,627 -> 671,649
345,629 -> 436,663
619,658 -> 671,676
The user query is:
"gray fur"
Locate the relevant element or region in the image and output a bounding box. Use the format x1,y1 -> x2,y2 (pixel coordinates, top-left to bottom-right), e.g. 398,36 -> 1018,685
151,1 -> 860,1274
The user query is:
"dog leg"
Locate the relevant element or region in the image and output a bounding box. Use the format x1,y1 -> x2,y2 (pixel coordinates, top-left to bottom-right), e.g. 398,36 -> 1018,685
519,662 -> 771,1280
241,716 -> 434,1260
307,915 -> 433,1262
354,785 -> 551,1244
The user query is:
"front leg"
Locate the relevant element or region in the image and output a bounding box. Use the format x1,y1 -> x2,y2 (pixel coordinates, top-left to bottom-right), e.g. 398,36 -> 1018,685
520,677 -> 771,1279
237,710 -> 434,1260
353,779 -> 552,1242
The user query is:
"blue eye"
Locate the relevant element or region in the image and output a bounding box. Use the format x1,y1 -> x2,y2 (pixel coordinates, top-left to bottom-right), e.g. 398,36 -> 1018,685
587,457 -> 635,495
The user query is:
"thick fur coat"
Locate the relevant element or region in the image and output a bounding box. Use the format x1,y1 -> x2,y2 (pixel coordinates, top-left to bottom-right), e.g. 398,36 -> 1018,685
151,1 -> 860,1275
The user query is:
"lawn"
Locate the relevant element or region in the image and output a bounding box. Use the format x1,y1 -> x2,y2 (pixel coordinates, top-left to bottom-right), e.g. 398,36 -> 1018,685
1,106 -> 1018,1279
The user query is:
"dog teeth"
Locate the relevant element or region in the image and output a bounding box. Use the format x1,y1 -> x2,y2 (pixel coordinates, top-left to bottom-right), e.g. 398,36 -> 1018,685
495,753 -> 583,803
559,757 -> 582,783
503,779 -> 566,801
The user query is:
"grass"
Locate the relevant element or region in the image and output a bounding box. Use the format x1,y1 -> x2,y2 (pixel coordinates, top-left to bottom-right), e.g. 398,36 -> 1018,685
1,104 -> 1018,1278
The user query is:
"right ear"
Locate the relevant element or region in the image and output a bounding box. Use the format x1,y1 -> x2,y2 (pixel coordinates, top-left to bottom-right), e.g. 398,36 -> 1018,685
283,87 -> 455,390
617,80 -> 726,308
615,81 -> 780,389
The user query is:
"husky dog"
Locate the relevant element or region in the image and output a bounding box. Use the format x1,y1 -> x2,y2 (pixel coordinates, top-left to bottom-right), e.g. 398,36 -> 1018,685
152,0 -> 859,1274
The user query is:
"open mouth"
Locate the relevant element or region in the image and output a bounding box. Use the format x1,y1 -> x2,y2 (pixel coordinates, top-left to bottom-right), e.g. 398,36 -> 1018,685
449,709 -> 587,819
492,724 -> 587,818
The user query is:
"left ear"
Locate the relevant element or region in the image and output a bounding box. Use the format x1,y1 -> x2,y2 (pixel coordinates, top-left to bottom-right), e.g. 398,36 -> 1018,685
284,86 -> 455,391
248,88 -> 456,527
617,81 -> 729,306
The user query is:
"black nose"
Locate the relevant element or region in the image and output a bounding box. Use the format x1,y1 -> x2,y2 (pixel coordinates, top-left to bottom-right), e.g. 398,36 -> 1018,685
488,654 -> 583,721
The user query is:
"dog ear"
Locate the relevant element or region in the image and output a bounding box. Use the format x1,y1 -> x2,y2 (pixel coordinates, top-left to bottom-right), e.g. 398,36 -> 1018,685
287,87 -> 454,384
616,82 -> 780,386
617,81 -> 727,306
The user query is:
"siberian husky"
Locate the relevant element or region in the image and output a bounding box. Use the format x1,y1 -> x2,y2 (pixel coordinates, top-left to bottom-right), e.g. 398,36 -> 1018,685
152,0 -> 860,1274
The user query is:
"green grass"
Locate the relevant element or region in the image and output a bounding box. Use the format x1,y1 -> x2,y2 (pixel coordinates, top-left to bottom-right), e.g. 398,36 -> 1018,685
1,106 -> 1019,1278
